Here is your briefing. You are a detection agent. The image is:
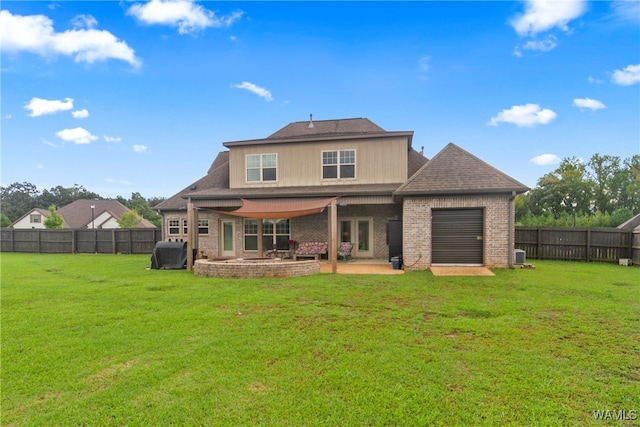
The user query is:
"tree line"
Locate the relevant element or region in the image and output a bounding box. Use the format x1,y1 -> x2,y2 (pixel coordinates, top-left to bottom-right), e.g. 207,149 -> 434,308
0,182 -> 165,228
516,153 -> 640,227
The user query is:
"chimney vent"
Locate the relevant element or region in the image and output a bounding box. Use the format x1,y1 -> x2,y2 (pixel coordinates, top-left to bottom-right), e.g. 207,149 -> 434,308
308,113 -> 314,128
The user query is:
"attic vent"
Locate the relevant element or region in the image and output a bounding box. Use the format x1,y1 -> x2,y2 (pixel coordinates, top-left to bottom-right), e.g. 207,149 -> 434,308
308,113 -> 314,128
190,185 -> 197,190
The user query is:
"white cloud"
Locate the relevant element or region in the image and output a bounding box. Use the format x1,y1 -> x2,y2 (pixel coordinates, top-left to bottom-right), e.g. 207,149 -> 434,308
133,144 -> 148,153
55,127 -> 98,144
531,154 -> 561,166
25,97 -> 73,117
611,64 -> 640,86
0,10 -> 141,67
71,14 -> 98,29
609,0 -> 640,24
588,76 -> 603,84
572,98 -> 606,111
3,114 -> 12,119
488,103 -> 557,127
104,135 -> 122,143
510,0 -> 587,37
127,0 -> 243,35
232,81 -> 273,101
514,36 -> 557,56
72,108 -> 89,118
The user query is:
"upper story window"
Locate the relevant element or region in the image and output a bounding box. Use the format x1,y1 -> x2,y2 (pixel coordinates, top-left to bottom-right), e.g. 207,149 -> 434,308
30,214 -> 41,223
246,154 -> 277,182
322,150 -> 355,179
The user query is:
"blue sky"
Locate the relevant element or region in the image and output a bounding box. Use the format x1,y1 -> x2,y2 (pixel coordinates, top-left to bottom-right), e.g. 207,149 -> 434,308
1,0 -> 639,199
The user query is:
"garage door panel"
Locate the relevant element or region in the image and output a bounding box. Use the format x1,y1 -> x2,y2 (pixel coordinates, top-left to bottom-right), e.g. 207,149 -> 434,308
432,209 -> 483,264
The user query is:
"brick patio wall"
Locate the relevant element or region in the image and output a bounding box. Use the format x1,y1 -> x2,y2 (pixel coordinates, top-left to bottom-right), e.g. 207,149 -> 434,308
402,194 -> 513,270
194,259 -> 320,278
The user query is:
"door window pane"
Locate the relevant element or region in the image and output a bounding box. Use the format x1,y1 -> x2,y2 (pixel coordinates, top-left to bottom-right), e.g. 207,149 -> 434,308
358,220 -> 370,251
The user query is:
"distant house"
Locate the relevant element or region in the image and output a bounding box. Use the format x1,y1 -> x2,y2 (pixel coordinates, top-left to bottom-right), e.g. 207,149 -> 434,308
10,208 -> 50,229
10,199 -> 156,229
156,117 -> 528,269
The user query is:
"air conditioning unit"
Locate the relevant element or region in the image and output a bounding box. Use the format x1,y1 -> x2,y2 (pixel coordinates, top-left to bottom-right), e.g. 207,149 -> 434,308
514,249 -> 526,265
619,258 -> 633,266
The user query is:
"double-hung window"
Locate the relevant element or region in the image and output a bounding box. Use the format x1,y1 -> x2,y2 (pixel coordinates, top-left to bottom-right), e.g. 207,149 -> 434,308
322,150 -> 355,179
246,154 -> 277,182
243,218 -> 290,251
168,219 -> 180,235
198,219 -> 209,235
30,214 -> 41,223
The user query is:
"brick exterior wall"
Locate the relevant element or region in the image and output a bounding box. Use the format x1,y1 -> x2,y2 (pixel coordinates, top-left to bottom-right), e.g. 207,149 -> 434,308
165,204 -> 402,260
402,195 -> 514,270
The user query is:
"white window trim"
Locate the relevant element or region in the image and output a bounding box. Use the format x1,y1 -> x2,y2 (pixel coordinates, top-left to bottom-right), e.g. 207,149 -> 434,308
168,218 -> 180,236
321,149 -> 356,180
246,153 -> 278,183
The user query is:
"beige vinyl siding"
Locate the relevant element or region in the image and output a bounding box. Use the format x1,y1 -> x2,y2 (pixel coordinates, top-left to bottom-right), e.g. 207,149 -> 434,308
228,137 -> 408,188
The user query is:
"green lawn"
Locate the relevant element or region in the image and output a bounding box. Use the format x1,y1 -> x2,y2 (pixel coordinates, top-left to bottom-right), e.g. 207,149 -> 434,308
1,254 -> 638,426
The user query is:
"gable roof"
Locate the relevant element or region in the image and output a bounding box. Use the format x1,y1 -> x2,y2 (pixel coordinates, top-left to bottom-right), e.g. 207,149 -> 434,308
10,208 -> 50,227
394,143 -> 529,196
58,199 -> 156,228
223,117 -> 413,147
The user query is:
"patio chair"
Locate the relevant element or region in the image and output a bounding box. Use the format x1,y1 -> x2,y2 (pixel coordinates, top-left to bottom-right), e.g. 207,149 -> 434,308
337,242 -> 354,262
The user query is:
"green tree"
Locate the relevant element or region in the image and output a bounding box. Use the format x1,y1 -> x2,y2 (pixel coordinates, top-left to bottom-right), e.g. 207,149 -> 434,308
38,184 -> 101,209
118,192 -> 163,227
588,154 -> 622,214
117,209 -> 142,228
1,213 -> 12,227
527,157 -> 593,218
43,205 -> 64,229
0,182 -> 40,222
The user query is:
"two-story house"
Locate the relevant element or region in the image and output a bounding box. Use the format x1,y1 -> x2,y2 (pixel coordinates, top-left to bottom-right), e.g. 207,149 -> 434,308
156,117 -> 528,270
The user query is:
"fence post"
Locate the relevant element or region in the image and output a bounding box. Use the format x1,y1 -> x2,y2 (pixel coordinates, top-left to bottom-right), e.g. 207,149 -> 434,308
38,229 -> 42,253
112,229 -> 117,254
537,228 -> 542,260
586,228 -> 591,262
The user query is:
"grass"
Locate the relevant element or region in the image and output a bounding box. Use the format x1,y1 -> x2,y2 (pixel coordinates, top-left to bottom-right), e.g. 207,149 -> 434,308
1,253 -> 639,426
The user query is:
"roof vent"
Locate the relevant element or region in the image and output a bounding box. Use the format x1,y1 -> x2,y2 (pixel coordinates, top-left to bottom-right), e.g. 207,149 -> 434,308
308,113 -> 314,128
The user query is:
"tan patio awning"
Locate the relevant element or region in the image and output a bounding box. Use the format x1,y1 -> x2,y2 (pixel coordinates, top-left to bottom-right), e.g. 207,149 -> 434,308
218,197 -> 337,219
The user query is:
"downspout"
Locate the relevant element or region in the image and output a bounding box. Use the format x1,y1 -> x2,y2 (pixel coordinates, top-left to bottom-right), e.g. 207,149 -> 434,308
508,191 -> 516,269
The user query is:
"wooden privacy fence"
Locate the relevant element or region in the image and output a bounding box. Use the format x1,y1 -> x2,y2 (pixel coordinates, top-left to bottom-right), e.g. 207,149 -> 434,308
0,228 -> 162,254
515,226 -> 639,263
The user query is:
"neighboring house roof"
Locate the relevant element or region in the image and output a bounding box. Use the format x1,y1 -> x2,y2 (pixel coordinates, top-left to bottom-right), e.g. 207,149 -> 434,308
395,143 -> 529,196
58,199 -> 156,228
10,208 -> 50,227
616,213 -> 640,232
223,117 -> 414,147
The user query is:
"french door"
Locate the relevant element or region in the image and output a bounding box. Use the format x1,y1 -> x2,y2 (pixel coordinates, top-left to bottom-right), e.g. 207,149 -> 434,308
338,218 -> 373,258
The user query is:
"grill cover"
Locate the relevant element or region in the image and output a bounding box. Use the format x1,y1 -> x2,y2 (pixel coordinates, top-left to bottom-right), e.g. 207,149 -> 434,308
150,241 -> 187,269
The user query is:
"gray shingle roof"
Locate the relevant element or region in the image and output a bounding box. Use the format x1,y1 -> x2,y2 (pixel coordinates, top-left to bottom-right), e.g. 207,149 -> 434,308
395,143 -> 529,196
268,117 -> 385,139
223,117 -> 413,147
57,199 -> 155,228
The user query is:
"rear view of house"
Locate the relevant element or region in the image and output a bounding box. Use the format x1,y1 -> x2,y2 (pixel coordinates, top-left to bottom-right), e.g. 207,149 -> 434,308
156,117 -> 528,270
